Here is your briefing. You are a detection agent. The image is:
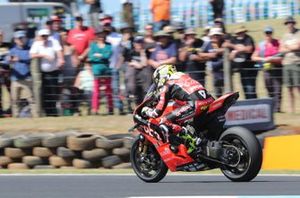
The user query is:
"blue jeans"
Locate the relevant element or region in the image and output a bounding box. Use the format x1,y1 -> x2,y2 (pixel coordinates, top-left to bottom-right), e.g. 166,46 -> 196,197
111,68 -> 124,111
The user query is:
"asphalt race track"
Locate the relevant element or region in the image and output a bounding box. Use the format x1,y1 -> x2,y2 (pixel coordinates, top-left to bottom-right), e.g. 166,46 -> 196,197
0,174 -> 300,198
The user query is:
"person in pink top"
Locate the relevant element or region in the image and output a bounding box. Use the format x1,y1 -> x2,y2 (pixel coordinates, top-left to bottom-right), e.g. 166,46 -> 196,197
252,26 -> 283,112
67,15 -> 95,62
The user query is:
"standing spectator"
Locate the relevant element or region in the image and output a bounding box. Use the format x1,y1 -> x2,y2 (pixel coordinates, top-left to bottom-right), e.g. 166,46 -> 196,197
148,31 -> 177,69
60,29 -> 80,115
280,16 -> 300,113
46,15 -> 63,42
214,18 -> 227,34
74,61 -> 94,115
252,26 -> 283,112
202,26 -> 211,42
121,0 -> 134,28
9,31 -> 36,117
100,14 -> 125,115
173,21 -> 186,71
210,0 -> 224,20
143,23 -> 156,59
123,36 -> 150,108
209,28 -> 225,97
86,0 -> 103,28
30,29 -> 64,116
179,28 -> 215,85
88,27 -> 113,115
0,30 -> 11,117
150,0 -> 171,32
119,24 -> 135,113
227,26 -> 256,99
67,15 -> 95,62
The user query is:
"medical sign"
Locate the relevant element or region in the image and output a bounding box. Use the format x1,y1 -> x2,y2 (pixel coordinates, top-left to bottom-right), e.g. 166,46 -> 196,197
224,98 -> 275,132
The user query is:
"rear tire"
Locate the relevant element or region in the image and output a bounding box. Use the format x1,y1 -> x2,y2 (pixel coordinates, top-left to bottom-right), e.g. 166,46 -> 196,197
130,138 -> 168,183
219,127 -> 262,182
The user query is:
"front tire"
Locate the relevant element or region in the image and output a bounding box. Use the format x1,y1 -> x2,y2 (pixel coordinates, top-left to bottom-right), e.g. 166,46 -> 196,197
219,127 -> 262,182
130,137 -> 168,183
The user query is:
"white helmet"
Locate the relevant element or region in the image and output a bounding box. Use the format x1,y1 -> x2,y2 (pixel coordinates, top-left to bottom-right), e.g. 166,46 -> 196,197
152,64 -> 177,89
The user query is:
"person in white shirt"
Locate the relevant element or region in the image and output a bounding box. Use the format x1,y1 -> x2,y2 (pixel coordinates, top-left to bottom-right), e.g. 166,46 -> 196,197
30,29 -> 64,116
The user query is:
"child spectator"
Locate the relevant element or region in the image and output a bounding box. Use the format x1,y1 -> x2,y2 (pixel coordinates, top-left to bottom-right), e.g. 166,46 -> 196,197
88,27 -> 113,115
74,61 -> 94,115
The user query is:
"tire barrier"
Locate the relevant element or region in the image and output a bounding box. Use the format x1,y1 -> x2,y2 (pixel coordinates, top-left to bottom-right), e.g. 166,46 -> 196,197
0,133 -> 134,169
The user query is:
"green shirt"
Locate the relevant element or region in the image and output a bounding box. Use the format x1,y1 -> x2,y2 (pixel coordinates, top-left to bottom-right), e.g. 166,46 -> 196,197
88,42 -> 112,76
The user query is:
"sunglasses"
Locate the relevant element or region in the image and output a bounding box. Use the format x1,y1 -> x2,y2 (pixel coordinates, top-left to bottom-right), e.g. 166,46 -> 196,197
265,31 -> 273,35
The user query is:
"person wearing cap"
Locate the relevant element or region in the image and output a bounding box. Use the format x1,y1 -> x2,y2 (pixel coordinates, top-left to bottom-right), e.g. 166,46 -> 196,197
0,29 -> 11,117
202,26 -> 211,42
46,15 -> 62,42
30,28 -> 64,116
208,27 -> 226,97
67,15 -> 95,61
123,36 -> 150,110
179,28 -> 216,85
148,30 -> 177,69
88,26 -> 113,115
228,25 -> 257,99
150,0 -> 171,32
252,26 -> 282,112
280,16 -> 300,113
8,31 -> 36,117
100,14 -> 125,115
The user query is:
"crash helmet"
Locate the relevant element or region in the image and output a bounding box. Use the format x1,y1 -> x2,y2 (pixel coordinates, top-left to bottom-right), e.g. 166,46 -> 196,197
152,64 -> 177,89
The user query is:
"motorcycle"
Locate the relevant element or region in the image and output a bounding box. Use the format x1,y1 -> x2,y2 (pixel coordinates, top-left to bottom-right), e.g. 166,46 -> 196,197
129,85 -> 262,183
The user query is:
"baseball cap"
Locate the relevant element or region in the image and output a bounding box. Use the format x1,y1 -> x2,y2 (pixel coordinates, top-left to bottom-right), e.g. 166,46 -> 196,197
133,36 -> 144,43
14,30 -> 26,38
264,26 -> 273,33
74,14 -> 83,21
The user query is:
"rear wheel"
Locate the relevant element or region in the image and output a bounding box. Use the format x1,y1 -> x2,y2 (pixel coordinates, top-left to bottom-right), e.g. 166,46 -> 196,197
130,137 -> 168,183
219,127 -> 262,182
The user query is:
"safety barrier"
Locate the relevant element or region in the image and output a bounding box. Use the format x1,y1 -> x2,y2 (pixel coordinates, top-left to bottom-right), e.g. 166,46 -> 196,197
0,132 -> 133,169
262,135 -> 300,170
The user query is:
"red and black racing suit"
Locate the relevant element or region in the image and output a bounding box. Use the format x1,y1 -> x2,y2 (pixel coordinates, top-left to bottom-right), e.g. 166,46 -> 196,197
147,72 -> 215,136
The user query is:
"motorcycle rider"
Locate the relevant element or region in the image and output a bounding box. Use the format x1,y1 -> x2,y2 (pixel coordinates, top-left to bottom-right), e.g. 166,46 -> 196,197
142,64 -> 215,152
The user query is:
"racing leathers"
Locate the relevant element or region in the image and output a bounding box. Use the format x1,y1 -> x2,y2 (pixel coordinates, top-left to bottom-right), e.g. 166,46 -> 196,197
143,72 -> 215,138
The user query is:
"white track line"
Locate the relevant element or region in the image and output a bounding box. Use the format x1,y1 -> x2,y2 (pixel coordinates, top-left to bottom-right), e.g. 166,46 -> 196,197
0,173 -> 300,176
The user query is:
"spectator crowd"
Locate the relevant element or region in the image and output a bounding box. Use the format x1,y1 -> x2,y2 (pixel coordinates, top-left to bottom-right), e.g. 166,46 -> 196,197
0,2 -> 299,118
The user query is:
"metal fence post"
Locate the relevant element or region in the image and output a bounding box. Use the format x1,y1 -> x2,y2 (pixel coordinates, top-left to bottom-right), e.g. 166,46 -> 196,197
223,48 -> 233,93
31,58 -> 42,117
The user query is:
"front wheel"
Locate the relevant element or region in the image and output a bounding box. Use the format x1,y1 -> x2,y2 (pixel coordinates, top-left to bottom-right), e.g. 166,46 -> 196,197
219,127 -> 262,182
130,137 -> 168,183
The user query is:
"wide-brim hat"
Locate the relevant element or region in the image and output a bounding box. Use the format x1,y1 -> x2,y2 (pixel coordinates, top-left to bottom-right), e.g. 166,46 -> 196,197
184,28 -> 197,35
284,16 -> 296,25
234,26 -> 247,34
163,25 -> 175,34
154,30 -> 172,38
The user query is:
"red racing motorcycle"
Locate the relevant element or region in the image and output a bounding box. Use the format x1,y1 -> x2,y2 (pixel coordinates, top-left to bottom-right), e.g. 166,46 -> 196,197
129,85 -> 262,182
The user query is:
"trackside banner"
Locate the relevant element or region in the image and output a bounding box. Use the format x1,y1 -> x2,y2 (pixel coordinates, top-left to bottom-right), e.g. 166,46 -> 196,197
224,98 -> 275,132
